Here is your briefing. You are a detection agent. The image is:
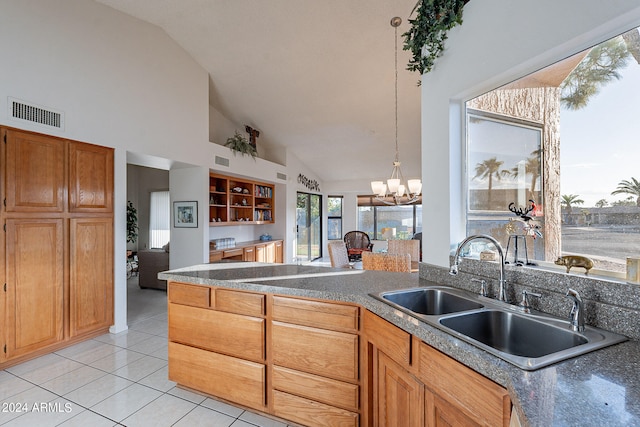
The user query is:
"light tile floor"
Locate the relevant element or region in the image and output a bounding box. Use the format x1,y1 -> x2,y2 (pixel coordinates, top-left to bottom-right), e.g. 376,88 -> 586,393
0,283 -> 297,427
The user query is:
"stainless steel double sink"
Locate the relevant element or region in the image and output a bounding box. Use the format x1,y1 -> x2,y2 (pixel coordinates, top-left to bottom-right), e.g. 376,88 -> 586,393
371,286 -> 627,370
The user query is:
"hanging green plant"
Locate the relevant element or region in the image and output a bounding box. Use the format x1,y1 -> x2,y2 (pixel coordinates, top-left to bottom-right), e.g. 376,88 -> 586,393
403,0 -> 467,83
225,130 -> 257,159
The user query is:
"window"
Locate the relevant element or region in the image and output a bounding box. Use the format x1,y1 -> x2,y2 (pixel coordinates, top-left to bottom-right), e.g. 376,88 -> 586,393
149,190 -> 170,249
357,196 -> 422,240
327,196 -> 343,240
465,26 -> 640,277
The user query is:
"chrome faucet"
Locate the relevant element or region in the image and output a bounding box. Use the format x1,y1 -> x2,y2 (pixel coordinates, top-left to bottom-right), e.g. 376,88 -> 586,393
449,234 -> 507,302
566,289 -> 585,332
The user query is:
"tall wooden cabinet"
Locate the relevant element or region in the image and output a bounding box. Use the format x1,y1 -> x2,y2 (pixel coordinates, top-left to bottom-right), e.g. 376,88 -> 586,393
1,127 -> 114,368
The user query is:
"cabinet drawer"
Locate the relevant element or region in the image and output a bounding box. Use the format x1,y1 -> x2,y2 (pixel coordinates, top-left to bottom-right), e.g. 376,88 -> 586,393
215,288 -> 265,317
272,321 -> 358,382
169,303 -> 265,361
364,310 -> 411,365
272,296 -> 359,332
273,390 -> 358,427
418,342 -> 511,427
168,282 -> 210,308
168,342 -> 265,411
223,248 -> 243,258
273,366 -> 359,412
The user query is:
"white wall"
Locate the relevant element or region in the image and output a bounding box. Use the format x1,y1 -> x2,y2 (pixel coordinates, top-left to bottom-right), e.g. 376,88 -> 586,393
420,0 -> 640,267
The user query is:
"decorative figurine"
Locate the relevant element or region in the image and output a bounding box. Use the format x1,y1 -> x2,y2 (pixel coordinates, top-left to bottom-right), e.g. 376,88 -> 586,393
555,255 -> 594,275
504,200 -> 542,266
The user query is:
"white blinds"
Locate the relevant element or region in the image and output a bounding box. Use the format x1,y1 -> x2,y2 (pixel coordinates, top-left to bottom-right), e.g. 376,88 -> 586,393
149,191 -> 170,249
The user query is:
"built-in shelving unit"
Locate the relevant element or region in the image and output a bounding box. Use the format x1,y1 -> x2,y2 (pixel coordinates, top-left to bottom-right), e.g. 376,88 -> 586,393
209,172 -> 275,226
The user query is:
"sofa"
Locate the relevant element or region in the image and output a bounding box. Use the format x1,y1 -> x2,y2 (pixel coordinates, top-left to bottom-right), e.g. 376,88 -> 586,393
137,247 -> 169,290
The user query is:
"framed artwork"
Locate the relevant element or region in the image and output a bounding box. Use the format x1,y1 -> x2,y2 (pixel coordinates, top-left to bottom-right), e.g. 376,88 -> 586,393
174,201 -> 198,228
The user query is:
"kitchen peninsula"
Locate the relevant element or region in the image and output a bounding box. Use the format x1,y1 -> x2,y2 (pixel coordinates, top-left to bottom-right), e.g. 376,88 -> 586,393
160,263 -> 640,427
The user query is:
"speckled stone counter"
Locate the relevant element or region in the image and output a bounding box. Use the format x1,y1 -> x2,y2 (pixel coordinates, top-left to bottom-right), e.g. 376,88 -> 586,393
159,263 -> 640,427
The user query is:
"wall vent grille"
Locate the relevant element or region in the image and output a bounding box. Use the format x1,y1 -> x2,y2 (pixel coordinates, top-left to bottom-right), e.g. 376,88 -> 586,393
277,172 -> 287,181
8,97 -> 64,129
215,156 -> 230,167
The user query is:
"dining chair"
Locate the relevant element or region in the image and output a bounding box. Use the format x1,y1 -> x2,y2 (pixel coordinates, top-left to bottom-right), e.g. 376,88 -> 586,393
328,241 -> 352,268
361,252 -> 411,273
344,231 -> 374,261
387,239 -> 420,262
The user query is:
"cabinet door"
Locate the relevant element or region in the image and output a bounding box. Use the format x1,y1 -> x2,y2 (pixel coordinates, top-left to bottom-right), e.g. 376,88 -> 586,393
274,240 -> 283,263
4,130 -> 64,212
5,219 -> 64,358
255,244 -> 266,263
243,246 -> 256,262
426,391 -> 480,427
377,351 -> 424,427
69,217 -> 113,336
68,141 -> 114,212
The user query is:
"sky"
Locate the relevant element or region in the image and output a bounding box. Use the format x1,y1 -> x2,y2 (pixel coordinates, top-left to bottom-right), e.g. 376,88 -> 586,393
560,55 -> 640,207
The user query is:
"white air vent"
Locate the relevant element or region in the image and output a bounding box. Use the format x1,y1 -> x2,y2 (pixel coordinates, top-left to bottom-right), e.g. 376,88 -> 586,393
277,172 -> 287,181
8,97 -> 64,129
215,155 -> 230,167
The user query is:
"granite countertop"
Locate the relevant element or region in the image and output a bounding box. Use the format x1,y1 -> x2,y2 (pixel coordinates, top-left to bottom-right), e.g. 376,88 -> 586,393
159,263 -> 640,427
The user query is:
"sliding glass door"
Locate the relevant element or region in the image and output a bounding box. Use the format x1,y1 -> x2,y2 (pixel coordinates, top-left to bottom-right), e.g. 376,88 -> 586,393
296,192 -> 322,262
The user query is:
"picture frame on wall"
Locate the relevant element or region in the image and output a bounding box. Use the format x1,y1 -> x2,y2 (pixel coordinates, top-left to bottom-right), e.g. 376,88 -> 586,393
174,201 -> 198,228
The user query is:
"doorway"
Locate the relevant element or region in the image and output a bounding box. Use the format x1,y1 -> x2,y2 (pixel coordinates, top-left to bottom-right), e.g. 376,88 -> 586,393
296,192 -> 322,262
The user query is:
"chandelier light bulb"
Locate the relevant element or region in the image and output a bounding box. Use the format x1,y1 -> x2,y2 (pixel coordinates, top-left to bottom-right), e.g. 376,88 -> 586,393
387,178 -> 400,193
407,179 -> 422,195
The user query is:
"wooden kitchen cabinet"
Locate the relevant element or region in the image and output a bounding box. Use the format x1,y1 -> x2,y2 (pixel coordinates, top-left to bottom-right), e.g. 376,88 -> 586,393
378,351 -> 425,427
270,295 -> 361,427
68,141 -> 114,213
1,126 -> 114,369
364,310 -> 511,427
209,239 -> 283,264
167,284 -> 362,427
417,341 -> 511,427
167,282 -> 267,412
4,129 -> 65,212
69,217 -> 114,337
5,219 -> 64,359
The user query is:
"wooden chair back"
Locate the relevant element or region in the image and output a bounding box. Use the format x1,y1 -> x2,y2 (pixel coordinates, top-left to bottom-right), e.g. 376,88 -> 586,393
361,252 -> 411,273
328,241 -> 351,268
387,239 -> 420,262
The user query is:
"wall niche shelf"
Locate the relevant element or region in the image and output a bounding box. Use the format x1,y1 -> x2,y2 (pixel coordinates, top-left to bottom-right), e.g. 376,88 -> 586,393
209,172 -> 275,226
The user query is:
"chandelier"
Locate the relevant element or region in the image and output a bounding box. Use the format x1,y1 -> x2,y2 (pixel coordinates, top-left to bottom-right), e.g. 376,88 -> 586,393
370,17 -> 422,206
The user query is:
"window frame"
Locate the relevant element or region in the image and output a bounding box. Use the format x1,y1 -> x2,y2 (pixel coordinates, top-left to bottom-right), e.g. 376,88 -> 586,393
357,197 -> 422,240
327,196 -> 343,240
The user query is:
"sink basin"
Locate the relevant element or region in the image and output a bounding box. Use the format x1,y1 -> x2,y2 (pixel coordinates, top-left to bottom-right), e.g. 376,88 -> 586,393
440,310 -> 587,358
372,286 -> 627,370
438,309 -> 627,369
378,288 -> 483,316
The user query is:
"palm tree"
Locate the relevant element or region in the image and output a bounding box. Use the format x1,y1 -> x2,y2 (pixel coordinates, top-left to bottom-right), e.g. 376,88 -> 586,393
611,177 -> 640,207
595,199 -> 609,208
561,194 -> 584,213
508,149 -> 541,194
474,157 -> 507,208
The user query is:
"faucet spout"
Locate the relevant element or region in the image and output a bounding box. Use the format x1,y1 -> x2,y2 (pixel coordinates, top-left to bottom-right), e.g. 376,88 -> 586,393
450,234 -> 507,302
566,288 -> 585,332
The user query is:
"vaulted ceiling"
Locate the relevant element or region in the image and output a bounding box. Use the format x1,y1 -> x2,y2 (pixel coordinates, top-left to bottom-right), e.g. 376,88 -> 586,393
95,0 -> 423,186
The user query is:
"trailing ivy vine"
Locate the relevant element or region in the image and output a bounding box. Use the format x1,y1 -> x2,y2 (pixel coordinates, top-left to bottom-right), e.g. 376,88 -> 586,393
403,0 -> 467,82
